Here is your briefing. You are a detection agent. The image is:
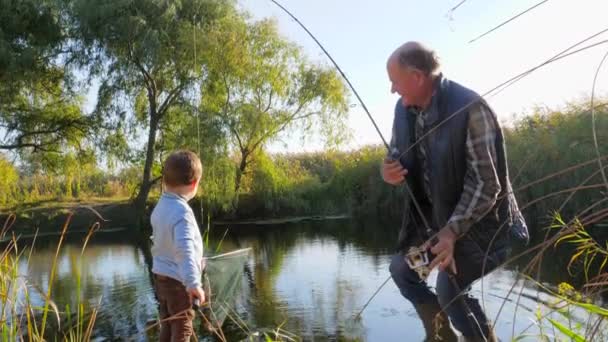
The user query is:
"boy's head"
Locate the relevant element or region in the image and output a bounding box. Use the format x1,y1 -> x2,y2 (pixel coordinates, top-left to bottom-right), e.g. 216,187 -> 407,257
162,150 -> 202,198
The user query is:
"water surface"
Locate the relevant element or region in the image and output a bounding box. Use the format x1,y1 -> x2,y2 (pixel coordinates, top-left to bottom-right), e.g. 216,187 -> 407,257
14,219 -> 597,341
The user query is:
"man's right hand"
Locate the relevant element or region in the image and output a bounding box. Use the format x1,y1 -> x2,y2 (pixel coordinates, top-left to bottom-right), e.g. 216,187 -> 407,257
382,158 -> 408,185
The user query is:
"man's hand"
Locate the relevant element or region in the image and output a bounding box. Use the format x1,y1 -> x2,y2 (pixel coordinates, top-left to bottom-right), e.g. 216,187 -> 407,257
382,158 -> 408,185
425,227 -> 458,274
188,286 -> 206,305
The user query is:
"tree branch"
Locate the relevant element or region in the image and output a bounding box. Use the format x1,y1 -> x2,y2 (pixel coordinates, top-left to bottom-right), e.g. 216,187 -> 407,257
264,88 -> 274,113
249,88 -> 275,143
157,83 -> 186,118
0,117 -> 89,152
218,73 -> 245,151
250,105 -> 318,153
151,175 -> 162,185
0,142 -> 49,150
129,42 -> 156,98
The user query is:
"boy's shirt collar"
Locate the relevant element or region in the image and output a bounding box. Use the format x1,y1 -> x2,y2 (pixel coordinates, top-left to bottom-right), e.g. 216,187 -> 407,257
162,191 -> 189,202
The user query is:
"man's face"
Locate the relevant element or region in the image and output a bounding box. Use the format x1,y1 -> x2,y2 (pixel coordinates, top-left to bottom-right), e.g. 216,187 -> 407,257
387,58 -> 424,107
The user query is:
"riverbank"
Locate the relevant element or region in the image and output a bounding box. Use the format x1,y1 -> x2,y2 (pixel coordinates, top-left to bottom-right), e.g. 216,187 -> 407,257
0,198 -> 352,237
0,199 -> 137,236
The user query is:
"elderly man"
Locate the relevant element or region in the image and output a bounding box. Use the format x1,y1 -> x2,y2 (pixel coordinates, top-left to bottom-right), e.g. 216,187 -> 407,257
382,41 -> 528,341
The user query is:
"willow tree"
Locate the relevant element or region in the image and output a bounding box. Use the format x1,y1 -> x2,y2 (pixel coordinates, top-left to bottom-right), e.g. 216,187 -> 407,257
72,0 -> 235,220
201,17 -> 350,209
0,0 -> 90,153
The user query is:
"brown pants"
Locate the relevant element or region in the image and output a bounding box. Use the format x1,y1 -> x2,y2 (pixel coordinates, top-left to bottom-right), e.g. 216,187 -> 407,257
154,274 -> 195,342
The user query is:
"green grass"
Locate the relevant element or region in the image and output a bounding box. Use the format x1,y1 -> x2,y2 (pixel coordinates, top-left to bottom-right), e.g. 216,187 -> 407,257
0,213 -> 99,341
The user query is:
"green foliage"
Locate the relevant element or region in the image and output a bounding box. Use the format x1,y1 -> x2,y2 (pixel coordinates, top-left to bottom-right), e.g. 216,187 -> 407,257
517,279 -> 608,341
0,74 -> 90,152
504,101 -> 608,228
72,0 -> 237,210
247,152 -> 312,214
201,15 -> 350,205
0,0 -> 64,84
0,0 -> 93,153
6,3 -> 608,340
223,99 -> 608,225
0,154 -> 19,205
201,154 -> 237,213
551,214 -> 608,281
229,146 -> 402,219
0,155 -> 137,208
0,0 -> 605,238
546,318 -> 585,342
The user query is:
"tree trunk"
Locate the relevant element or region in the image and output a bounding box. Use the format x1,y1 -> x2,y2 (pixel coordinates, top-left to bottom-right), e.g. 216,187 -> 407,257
232,150 -> 249,212
134,104 -> 160,228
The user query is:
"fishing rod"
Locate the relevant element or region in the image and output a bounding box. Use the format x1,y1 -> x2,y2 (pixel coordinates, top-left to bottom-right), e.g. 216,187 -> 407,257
261,7 -> 455,331
468,0 -> 550,44
268,0 -> 480,334
268,2 -> 608,339
397,27 -> 608,161
268,0 -> 389,150
268,0 -> 433,235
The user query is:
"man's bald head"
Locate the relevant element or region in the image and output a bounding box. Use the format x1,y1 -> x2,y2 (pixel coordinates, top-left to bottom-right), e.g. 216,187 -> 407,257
388,41 -> 440,76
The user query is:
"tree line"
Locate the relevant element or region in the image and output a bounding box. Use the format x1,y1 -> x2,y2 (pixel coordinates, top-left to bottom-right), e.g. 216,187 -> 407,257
0,0 -> 349,222
1,1 -> 606,234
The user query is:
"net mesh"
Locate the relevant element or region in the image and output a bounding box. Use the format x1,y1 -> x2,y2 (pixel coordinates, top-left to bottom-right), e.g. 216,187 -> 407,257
200,248 -> 251,328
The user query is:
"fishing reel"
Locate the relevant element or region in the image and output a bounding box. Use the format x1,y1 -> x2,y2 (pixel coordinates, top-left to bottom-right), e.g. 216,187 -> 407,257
405,245 -> 431,281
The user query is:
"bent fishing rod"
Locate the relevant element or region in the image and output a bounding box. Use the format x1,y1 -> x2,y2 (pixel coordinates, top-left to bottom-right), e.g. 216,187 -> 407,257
268,0 -> 475,328
268,2 -> 608,338
268,0 -> 608,235
268,0 -> 433,239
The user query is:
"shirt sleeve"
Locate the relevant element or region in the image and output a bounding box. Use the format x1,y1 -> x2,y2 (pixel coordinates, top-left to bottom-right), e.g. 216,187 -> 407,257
446,102 -> 502,236
174,215 -> 202,290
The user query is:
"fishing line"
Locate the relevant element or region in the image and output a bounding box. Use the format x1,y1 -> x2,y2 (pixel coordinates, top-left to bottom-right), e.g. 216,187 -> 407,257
268,1 -> 477,333
269,1 -> 608,339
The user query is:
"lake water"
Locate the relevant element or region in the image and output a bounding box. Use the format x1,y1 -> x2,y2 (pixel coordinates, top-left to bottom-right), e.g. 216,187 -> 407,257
11,218 -> 600,341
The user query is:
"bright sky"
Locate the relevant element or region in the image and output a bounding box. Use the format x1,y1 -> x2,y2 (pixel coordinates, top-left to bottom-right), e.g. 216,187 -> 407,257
239,0 -> 608,153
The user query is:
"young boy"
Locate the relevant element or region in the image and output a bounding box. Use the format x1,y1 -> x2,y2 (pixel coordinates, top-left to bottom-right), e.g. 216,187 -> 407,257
151,150 -> 206,341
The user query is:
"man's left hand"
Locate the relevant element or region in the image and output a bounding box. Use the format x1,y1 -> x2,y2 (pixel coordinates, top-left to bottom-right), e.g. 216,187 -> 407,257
425,227 -> 458,274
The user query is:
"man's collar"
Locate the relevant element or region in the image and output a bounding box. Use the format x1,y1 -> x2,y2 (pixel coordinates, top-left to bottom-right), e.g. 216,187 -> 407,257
425,72 -> 443,110
423,73 -> 446,126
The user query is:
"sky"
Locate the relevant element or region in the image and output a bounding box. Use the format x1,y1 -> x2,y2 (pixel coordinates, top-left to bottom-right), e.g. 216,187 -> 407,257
237,0 -> 608,153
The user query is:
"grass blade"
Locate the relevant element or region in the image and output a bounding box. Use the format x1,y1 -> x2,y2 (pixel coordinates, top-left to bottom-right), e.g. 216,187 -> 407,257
547,318 -> 585,342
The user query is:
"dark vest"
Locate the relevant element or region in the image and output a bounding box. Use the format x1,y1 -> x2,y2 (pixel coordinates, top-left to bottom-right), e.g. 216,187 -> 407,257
389,74 -> 529,251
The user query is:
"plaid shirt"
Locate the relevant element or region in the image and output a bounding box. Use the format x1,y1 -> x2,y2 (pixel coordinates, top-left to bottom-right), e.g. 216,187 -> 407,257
416,102 -> 501,236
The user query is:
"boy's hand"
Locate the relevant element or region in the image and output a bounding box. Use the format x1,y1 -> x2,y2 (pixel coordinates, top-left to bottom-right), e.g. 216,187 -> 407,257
188,286 -> 206,305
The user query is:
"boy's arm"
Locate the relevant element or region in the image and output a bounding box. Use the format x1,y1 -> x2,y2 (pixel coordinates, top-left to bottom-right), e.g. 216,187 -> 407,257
174,216 -> 202,290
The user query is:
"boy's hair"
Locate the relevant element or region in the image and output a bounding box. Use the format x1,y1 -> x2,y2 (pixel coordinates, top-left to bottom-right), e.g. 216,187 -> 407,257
162,150 -> 202,187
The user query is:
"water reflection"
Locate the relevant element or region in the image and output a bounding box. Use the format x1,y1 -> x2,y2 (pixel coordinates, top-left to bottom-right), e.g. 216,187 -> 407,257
17,235 -> 157,340
221,219 -> 599,341
10,219 -> 601,341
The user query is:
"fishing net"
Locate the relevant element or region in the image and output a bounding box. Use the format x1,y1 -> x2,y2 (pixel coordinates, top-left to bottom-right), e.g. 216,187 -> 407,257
342,315 -> 367,341
200,248 -> 251,329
